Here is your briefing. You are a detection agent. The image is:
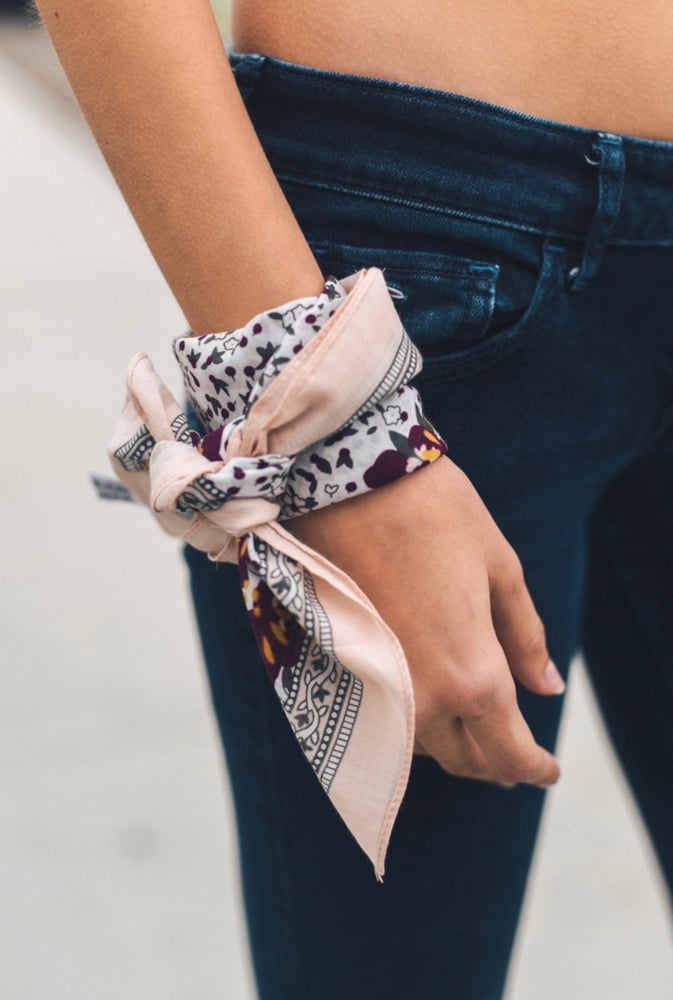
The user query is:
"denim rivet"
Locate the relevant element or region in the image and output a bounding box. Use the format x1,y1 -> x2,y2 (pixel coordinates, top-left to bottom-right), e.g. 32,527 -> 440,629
567,265 -> 581,280
585,152 -> 600,166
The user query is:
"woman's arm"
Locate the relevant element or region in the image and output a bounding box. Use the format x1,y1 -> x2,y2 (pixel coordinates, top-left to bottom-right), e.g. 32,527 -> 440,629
36,0 -> 563,788
34,0 -> 324,333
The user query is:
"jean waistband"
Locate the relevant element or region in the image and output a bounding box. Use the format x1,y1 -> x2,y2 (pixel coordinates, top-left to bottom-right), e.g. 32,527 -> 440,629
229,49 -> 673,248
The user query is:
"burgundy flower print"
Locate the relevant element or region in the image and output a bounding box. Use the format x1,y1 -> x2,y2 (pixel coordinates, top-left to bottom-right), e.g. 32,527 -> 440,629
363,421 -> 447,489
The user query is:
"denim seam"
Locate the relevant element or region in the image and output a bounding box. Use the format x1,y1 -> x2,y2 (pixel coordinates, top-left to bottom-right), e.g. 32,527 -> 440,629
610,238 -> 673,247
278,170 -> 562,237
319,267 -> 500,289
310,246 -> 500,282
280,172 -> 673,248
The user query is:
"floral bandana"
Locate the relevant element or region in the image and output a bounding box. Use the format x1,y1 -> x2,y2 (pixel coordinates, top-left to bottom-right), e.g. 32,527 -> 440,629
101,266 -> 447,879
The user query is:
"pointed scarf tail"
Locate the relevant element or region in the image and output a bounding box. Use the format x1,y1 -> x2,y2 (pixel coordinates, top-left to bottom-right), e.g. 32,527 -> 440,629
98,268 -> 449,879
254,521 -> 416,879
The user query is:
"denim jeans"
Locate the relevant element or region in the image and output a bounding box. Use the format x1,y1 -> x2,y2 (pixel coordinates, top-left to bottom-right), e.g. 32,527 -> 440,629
184,50 -> 673,1000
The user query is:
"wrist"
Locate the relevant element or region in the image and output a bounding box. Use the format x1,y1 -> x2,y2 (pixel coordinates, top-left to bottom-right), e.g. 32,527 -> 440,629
188,225 -> 327,335
175,268 -> 446,523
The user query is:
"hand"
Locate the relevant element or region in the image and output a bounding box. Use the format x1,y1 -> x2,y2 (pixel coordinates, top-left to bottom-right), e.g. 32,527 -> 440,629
286,455 -> 563,788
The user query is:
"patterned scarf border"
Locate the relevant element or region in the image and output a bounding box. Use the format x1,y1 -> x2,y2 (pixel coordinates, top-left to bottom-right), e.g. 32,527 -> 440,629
102,267 -> 447,879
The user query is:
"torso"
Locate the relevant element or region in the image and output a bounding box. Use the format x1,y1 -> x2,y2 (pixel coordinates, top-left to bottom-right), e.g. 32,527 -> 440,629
231,0 -> 673,141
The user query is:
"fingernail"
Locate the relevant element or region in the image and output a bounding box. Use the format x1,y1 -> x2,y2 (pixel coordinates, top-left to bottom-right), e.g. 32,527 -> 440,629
543,659 -> 566,694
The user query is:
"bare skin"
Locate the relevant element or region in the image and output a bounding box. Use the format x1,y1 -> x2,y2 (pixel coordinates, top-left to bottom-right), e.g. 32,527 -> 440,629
287,456 -> 562,785
233,0 -> 673,140
34,0 -> 326,334
40,0 -> 648,793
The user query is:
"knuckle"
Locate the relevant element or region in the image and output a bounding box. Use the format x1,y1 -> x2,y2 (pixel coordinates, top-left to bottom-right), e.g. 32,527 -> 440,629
454,670 -> 500,718
438,758 -> 466,778
453,655 -> 514,718
493,762 -> 528,785
437,754 -> 484,782
415,683 -> 452,731
500,545 -> 526,589
494,751 -> 541,786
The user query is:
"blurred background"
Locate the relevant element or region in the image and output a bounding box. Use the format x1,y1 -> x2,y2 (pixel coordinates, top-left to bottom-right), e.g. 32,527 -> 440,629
1,4 -> 671,998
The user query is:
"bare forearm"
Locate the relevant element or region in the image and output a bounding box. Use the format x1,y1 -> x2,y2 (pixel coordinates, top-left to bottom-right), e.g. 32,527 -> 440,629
35,0 -> 324,332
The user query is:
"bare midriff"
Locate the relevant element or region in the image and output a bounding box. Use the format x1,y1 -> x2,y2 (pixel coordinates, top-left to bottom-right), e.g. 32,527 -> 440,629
231,0 -> 673,141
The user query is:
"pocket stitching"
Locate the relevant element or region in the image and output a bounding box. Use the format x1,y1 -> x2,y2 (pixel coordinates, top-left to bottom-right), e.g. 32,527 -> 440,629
415,240 -> 566,383
308,237 -> 565,385
309,240 -> 499,282
310,241 -> 500,347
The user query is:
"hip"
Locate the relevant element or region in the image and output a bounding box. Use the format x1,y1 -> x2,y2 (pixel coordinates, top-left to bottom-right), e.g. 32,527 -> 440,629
231,0 -> 673,140
229,48 -> 673,525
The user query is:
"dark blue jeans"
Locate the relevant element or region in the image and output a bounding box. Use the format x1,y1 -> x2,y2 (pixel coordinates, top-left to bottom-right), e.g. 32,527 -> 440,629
185,51 -> 673,999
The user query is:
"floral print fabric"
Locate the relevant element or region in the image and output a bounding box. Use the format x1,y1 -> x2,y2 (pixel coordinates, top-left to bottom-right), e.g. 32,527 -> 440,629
102,266 -> 447,878
173,275 -> 445,519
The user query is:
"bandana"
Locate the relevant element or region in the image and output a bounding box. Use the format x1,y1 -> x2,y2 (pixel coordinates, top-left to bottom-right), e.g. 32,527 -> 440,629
100,266 -> 447,879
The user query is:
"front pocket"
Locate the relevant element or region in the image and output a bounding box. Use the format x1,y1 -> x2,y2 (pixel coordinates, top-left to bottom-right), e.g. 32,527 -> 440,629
308,237 -> 566,383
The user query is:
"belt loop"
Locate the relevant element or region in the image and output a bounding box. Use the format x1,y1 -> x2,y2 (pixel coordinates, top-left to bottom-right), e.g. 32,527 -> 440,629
229,51 -> 267,104
567,132 -> 625,292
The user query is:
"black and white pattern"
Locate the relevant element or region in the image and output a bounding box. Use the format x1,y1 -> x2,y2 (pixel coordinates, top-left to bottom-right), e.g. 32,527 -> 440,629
245,534 -> 363,793
171,276 -> 441,519
113,413 -> 193,473
100,268 -> 448,877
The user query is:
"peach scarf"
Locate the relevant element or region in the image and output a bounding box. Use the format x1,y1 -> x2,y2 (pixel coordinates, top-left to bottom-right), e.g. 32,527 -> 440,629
104,267 -> 446,879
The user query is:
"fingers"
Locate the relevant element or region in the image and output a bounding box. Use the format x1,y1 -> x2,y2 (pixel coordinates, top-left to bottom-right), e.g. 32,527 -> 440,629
409,555 -> 561,788
416,687 -> 558,789
416,715 -> 498,783
415,621 -> 560,788
490,546 -> 566,697
294,453 -> 563,789
459,659 -> 561,787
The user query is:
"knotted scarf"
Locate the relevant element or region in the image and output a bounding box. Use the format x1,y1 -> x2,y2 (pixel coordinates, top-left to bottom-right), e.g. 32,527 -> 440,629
102,266 -> 447,879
